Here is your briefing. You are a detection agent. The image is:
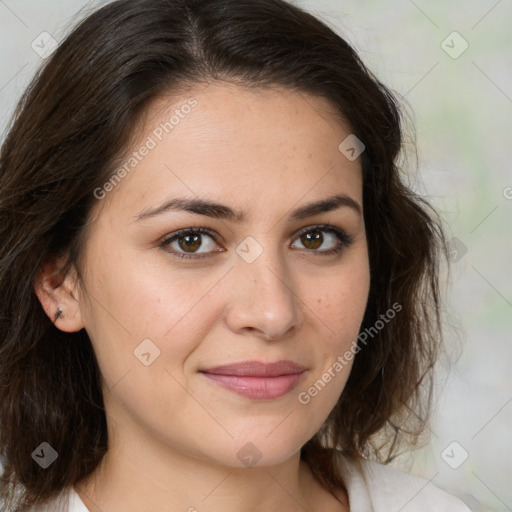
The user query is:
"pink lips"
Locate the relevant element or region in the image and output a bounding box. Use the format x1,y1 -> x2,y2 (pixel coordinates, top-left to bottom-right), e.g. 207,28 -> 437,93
199,360 -> 307,400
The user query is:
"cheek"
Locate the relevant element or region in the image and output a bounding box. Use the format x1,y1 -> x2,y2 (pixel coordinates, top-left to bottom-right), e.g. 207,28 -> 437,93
80,252 -> 212,431
319,261 -> 370,347
123,268 -> 222,338
301,258 -> 370,405
89,252 -> 227,377
78,244 -> 203,383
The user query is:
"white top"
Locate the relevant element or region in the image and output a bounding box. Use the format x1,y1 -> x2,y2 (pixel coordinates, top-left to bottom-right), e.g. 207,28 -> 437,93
336,455 -> 471,511
30,455 -> 472,511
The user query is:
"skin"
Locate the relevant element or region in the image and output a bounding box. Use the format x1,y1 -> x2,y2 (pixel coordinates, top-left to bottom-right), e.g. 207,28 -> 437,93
35,82 -> 370,512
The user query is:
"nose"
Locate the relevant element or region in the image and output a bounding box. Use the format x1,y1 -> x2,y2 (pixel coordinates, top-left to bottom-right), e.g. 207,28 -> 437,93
223,243 -> 303,341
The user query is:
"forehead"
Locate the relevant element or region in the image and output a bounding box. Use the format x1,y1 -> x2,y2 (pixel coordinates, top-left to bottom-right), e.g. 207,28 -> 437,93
93,82 -> 363,223
140,81 -> 352,157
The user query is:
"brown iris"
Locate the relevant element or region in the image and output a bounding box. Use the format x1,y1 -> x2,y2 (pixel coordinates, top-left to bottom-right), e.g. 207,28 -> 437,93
178,233 -> 202,253
301,230 -> 323,250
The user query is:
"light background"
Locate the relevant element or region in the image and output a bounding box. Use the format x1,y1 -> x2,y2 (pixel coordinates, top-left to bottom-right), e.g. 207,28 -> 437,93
0,1 -> 510,511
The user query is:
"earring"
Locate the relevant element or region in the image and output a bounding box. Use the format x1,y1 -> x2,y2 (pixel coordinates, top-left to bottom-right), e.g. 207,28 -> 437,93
54,308 -> 63,322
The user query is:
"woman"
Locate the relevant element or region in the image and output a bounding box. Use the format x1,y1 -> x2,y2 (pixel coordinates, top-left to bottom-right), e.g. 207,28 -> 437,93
0,0 -> 471,510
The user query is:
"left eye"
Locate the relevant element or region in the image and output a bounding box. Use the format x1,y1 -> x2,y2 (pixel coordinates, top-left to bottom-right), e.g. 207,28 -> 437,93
160,225 -> 354,260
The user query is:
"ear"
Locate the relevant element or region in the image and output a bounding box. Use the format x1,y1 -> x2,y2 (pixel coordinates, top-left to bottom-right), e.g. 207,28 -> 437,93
33,254 -> 85,333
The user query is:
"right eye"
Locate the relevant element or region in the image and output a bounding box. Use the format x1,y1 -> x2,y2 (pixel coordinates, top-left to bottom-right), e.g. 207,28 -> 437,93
160,227 -> 225,260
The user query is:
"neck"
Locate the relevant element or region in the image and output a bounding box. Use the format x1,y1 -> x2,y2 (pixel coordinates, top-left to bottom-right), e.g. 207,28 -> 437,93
75,430 -> 336,512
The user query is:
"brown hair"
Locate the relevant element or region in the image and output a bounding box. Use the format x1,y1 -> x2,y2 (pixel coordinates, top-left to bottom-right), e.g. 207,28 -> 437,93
0,0 -> 450,509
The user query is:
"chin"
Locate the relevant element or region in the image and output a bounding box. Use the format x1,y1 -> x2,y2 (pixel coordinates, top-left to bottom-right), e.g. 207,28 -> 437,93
199,429 -> 310,469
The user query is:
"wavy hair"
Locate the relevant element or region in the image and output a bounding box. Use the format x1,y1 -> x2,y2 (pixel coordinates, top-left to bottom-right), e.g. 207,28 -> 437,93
0,0 -> 450,508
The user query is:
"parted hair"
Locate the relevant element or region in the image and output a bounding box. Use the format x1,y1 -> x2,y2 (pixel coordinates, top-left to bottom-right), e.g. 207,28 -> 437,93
0,0 -> 450,509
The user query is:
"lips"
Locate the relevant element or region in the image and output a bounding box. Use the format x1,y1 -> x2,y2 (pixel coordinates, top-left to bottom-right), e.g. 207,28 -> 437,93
201,360 -> 307,377
199,360 -> 307,400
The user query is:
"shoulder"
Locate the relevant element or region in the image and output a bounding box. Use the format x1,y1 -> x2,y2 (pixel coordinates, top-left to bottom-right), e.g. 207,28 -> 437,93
360,457 -> 472,511
332,450 -> 472,512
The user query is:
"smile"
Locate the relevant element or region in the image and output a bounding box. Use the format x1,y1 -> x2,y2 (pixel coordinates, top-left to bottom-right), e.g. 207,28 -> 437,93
199,360 -> 308,400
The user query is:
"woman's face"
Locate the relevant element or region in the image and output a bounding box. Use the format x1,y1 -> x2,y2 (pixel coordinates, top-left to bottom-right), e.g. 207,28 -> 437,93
74,82 -> 370,467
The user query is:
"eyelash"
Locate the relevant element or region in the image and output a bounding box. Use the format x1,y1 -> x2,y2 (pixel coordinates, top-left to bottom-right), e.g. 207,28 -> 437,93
159,224 -> 354,260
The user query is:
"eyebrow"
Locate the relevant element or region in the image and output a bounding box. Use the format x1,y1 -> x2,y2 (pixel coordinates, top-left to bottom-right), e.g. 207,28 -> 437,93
134,193 -> 362,223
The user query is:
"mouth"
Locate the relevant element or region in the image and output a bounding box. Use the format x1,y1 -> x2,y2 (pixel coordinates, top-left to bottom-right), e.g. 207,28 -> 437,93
199,360 -> 308,400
